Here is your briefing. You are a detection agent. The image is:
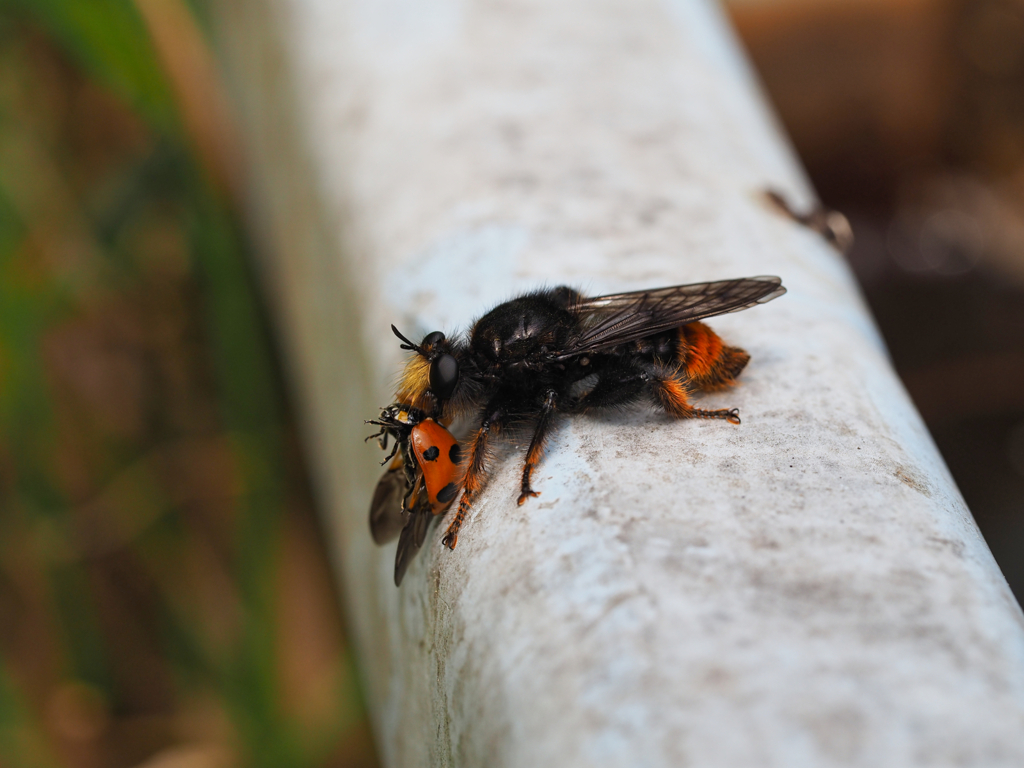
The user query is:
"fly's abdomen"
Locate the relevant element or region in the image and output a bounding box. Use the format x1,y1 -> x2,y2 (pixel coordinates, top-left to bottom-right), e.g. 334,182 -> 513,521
676,321 -> 750,391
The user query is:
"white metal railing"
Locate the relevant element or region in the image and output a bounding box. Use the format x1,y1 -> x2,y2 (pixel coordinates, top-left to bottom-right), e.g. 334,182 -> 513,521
213,0 -> 1024,765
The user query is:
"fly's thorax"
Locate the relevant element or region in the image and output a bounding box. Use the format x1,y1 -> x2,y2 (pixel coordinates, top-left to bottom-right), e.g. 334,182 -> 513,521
469,293 -> 577,365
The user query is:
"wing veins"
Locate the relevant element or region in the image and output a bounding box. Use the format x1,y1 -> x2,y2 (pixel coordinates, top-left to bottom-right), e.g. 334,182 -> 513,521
558,276 -> 784,358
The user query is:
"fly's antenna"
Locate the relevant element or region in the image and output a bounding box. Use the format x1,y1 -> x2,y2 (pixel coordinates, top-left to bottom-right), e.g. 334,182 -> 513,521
391,325 -> 424,355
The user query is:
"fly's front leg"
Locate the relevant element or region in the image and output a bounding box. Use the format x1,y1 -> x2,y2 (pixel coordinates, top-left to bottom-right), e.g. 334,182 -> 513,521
518,390 -> 557,506
442,406 -> 503,549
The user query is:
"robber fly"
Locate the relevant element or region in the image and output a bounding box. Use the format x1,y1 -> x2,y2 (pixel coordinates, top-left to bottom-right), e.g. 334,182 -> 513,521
381,275 -> 785,553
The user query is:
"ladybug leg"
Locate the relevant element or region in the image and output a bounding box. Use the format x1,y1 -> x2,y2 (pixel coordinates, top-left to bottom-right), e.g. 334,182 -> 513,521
400,439 -> 419,510
377,434 -> 401,466
518,390 -> 557,506
653,375 -> 741,424
442,404 -> 504,549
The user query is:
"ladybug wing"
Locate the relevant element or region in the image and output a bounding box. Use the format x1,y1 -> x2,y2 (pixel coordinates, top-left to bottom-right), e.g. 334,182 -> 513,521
369,466 -> 409,545
394,494 -> 432,586
557,276 -> 785,358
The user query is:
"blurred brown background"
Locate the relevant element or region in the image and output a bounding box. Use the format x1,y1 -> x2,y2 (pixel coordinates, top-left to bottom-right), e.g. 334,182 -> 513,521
732,0 -> 1024,598
0,0 -> 1022,766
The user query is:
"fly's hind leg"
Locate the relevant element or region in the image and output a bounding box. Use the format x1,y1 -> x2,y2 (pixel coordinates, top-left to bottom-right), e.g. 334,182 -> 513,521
572,364 -> 740,424
442,405 -> 503,550
654,375 -> 741,424
518,390 -> 557,506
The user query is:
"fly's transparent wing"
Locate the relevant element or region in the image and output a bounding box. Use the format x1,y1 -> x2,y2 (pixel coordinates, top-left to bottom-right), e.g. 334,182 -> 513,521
559,276 -> 785,357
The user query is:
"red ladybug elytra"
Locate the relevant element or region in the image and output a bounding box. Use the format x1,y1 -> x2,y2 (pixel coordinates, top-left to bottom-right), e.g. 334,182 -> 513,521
407,417 -> 462,510
365,404 -> 461,584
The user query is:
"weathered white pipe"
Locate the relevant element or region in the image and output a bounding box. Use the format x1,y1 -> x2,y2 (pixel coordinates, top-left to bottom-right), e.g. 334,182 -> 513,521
212,0 -> 1024,765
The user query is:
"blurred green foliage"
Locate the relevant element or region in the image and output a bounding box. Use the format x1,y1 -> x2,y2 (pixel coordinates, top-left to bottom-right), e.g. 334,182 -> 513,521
0,1 -> 373,766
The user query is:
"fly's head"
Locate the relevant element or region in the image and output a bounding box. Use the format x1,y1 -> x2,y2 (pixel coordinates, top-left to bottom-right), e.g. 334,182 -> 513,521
391,326 -> 463,417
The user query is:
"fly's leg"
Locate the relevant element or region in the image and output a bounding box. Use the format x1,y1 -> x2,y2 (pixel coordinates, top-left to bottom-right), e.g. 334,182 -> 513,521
572,365 -> 740,424
442,406 -> 503,549
654,375 -> 741,424
518,390 -> 557,506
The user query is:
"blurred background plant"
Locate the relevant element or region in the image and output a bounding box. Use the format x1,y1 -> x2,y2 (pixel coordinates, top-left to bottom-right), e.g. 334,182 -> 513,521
2,0 -> 1024,766
0,0 -> 376,766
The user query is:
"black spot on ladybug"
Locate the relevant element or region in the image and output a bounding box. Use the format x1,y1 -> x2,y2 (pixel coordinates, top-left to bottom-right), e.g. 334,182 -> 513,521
422,446 -> 440,462
449,443 -> 462,464
436,483 -> 458,503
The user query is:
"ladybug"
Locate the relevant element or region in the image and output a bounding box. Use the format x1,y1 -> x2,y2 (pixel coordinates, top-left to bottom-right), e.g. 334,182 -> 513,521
365,404 -> 462,585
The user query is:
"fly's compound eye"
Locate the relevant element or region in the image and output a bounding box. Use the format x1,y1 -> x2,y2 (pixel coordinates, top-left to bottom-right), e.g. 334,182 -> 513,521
422,331 -> 446,347
430,353 -> 459,400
